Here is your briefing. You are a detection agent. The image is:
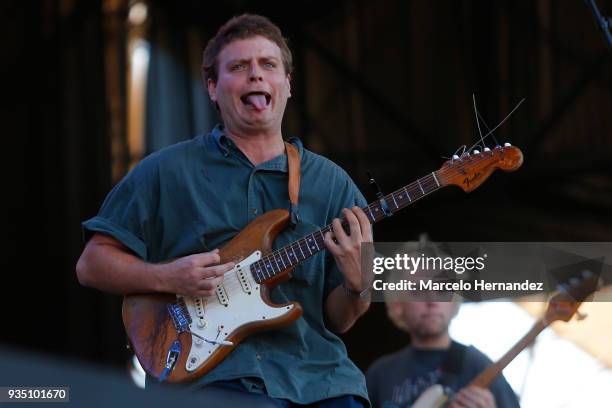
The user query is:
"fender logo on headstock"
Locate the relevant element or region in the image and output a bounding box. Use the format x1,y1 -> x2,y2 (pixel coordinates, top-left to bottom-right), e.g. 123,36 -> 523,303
463,172 -> 482,187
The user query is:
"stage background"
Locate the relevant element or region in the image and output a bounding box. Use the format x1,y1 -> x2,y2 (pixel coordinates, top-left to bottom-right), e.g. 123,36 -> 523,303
2,0 -> 611,405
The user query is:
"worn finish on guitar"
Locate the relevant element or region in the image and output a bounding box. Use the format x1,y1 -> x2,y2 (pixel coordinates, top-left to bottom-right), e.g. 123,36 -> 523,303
122,209 -> 303,383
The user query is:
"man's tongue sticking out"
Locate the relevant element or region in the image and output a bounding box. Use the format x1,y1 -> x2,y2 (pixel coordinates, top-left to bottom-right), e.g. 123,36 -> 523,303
246,94 -> 267,110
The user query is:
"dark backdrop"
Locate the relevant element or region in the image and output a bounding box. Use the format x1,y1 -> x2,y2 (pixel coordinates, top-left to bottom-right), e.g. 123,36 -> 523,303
2,0 -> 611,377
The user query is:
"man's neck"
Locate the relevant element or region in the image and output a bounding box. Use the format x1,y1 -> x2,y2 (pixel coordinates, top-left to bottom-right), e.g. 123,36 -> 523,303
225,126 -> 285,166
411,332 -> 452,350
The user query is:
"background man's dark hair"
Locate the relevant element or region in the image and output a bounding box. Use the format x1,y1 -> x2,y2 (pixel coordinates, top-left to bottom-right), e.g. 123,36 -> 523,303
202,14 -> 293,84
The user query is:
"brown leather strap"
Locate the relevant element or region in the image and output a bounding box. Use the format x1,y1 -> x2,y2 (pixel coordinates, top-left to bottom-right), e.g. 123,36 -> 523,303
285,142 -> 300,206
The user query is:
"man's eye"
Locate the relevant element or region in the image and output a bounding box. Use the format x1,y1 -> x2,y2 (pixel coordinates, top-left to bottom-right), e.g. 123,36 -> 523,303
263,62 -> 276,68
231,64 -> 245,71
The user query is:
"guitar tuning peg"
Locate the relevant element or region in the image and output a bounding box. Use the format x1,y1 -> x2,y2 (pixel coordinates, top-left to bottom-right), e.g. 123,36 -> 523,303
452,154 -> 459,160
484,147 -> 491,152
504,142 -> 512,147
473,149 -> 480,154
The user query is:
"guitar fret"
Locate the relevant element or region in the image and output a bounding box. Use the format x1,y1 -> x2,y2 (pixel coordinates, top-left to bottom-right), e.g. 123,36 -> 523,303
404,187 -> 411,202
391,194 -> 399,209
284,247 -> 294,265
372,204 -> 380,220
271,254 -> 281,271
277,252 -> 287,269
316,230 -> 326,248
303,238 -> 312,255
432,172 -> 440,187
417,179 -> 425,194
318,230 -> 325,245
297,242 -> 306,259
367,206 -> 375,221
422,175 -> 435,194
307,235 -> 319,252
265,258 -> 275,276
413,184 -> 424,198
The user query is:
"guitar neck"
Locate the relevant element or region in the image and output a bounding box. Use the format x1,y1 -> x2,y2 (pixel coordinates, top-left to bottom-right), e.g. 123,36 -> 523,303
469,319 -> 547,388
250,172 -> 443,283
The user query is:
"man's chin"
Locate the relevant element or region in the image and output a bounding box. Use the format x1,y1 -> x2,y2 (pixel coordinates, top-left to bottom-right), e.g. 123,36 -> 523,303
414,324 -> 447,339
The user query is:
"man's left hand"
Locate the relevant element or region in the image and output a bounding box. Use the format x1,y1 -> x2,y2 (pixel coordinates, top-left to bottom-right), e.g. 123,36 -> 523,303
323,206 -> 372,291
448,386 -> 496,408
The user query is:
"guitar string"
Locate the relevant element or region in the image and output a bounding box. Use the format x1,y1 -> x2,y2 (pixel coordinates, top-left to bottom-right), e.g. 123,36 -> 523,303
238,150 -> 505,287
190,147 -> 520,304
252,147 -> 516,281
231,148 -> 513,288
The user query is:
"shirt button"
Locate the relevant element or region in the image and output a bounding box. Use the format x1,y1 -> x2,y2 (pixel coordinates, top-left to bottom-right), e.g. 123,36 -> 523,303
256,353 -> 262,360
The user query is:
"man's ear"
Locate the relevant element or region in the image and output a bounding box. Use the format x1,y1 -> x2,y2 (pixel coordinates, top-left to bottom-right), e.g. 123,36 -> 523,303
207,78 -> 217,102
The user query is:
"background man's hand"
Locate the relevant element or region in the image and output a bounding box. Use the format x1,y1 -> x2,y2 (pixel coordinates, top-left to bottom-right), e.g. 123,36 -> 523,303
448,386 -> 496,408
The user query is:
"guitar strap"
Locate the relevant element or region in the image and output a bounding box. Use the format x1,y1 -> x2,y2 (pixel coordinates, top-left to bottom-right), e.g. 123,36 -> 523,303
439,341 -> 468,391
285,141 -> 301,229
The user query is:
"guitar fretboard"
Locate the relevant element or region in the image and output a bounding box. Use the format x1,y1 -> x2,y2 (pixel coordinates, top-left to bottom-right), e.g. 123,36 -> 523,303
250,172 -> 442,283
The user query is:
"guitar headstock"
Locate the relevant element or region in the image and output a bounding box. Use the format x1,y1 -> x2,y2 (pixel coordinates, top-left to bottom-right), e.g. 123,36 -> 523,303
437,144 -> 523,192
544,271 -> 600,324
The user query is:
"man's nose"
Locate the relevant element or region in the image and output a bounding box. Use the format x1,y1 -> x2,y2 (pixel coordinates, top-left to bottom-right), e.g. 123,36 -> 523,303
248,64 -> 263,82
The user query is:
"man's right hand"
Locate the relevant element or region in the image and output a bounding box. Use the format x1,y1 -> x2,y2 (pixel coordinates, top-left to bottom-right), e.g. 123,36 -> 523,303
76,233 -> 234,296
158,249 -> 235,297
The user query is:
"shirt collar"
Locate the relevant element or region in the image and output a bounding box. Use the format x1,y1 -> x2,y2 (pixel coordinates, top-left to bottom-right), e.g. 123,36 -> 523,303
210,123 -> 304,171
211,123 -> 231,156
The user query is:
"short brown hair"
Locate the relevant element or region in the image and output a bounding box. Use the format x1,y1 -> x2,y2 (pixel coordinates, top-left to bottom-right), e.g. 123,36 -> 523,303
202,14 -> 293,84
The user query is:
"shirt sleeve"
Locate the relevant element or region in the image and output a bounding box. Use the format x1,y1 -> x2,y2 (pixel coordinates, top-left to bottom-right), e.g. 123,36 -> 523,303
489,374 -> 521,408
81,156 -> 159,260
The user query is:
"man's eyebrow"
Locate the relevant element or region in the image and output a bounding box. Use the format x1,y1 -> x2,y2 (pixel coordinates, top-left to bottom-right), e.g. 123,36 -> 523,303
226,58 -> 250,65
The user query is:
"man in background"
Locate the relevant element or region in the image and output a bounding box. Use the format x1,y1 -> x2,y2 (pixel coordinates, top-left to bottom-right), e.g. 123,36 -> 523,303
366,237 -> 519,408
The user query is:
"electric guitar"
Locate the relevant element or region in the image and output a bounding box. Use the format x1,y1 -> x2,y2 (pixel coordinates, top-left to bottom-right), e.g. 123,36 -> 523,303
123,144 -> 523,383
412,271 -> 599,408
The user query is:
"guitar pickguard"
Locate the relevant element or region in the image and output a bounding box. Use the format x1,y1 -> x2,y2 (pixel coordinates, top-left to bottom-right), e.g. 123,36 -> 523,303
180,250 -> 296,372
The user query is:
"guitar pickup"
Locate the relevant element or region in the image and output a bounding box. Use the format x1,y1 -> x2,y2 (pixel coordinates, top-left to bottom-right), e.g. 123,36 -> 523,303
216,284 -> 229,306
236,264 -> 252,294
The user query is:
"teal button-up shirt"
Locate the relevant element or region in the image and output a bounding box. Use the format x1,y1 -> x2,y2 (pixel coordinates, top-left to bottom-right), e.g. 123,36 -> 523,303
83,125 -> 369,404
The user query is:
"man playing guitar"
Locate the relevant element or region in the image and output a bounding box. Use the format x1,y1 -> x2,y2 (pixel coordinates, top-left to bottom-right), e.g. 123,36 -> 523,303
77,13 -> 371,407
